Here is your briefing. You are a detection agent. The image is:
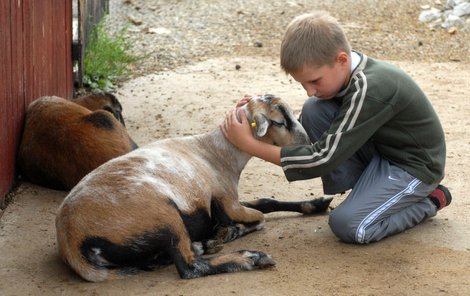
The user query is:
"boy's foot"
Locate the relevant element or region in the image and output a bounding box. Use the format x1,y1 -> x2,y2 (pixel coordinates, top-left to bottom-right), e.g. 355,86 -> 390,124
428,184 -> 452,211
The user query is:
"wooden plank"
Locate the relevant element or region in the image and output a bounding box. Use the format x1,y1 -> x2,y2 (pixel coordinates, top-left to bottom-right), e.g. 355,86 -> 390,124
22,0 -> 72,114
8,0 -> 27,206
53,0 -> 65,96
12,0 -> 26,148
0,0 -> 14,206
57,0 -> 73,98
13,0 -> 25,109
66,0 -> 73,97
22,0 -> 33,105
33,0 -> 53,98
25,0 -> 72,102
0,0 -> 73,205
60,0 -> 73,99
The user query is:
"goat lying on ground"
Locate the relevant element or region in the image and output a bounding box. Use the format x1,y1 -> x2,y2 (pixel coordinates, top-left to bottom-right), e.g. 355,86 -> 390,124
17,93 -> 138,190
55,94 -> 333,281
73,92 -> 127,126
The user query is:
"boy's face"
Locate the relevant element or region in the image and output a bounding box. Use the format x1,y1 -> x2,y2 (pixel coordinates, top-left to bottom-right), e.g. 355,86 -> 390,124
290,52 -> 350,100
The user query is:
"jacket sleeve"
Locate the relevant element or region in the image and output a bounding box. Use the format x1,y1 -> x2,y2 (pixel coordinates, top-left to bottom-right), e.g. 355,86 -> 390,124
280,84 -> 397,182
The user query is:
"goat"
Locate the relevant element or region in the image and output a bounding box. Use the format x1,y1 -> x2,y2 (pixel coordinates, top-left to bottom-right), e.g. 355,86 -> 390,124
55,94 -> 333,281
73,92 -> 127,126
17,93 -> 138,191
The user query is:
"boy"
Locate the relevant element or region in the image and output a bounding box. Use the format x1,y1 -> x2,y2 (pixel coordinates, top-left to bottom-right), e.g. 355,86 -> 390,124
221,11 -> 451,244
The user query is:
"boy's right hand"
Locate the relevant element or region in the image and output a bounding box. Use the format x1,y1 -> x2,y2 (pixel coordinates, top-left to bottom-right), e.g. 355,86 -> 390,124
220,108 -> 254,151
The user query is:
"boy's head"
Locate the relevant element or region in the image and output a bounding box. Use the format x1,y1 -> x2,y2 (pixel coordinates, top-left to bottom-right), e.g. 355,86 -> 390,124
280,11 -> 351,73
280,11 -> 352,99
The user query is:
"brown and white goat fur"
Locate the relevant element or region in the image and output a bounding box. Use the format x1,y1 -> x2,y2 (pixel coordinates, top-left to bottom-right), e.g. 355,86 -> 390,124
17,93 -> 138,190
55,95 -> 332,281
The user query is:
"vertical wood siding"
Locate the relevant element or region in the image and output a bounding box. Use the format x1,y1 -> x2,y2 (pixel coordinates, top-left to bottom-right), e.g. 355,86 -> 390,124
0,0 -> 73,207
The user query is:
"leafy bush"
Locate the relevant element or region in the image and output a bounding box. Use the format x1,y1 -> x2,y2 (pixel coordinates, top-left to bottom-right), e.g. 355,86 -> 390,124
83,18 -> 141,91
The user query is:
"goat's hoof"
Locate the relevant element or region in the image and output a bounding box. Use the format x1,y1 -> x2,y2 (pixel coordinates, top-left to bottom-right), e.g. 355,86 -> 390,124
301,196 -> 334,214
193,239 -> 224,255
216,225 -> 239,242
204,239 -> 224,254
241,250 -> 276,268
192,242 -> 205,256
318,195 -> 334,208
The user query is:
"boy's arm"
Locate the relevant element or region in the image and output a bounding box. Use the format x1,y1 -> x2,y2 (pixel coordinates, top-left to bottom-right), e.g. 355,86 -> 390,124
220,109 -> 281,166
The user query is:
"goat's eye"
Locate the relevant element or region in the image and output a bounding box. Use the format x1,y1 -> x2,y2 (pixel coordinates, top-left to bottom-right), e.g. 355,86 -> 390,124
271,120 -> 286,128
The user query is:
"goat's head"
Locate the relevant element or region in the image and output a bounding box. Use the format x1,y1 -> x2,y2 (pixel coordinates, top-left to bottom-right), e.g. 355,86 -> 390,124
74,93 -> 138,150
242,94 -> 310,146
74,92 -> 126,126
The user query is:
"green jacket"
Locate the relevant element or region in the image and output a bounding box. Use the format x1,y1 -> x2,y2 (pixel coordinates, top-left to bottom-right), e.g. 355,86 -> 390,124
281,52 -> 446,185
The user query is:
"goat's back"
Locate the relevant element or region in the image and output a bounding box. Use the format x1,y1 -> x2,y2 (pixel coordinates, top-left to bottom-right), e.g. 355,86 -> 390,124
17,96 -> 136,190
63,130 -> 236,212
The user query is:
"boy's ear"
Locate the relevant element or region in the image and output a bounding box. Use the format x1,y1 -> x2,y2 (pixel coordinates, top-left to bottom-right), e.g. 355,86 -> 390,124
337,51 -> 349,65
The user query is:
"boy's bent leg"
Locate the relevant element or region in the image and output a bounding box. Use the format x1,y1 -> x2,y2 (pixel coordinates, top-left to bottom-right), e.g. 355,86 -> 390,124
300,97 -> 375,194
328,153 -> 439,244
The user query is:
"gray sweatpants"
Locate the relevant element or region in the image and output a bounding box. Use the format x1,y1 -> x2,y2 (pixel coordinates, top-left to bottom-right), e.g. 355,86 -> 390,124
300,97 -> 439,244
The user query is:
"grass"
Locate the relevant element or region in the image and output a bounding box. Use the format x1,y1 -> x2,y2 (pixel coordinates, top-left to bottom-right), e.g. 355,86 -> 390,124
83,17 -> 142,92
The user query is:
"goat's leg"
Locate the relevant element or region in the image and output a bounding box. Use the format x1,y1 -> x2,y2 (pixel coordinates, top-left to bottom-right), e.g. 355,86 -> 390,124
241,196 -> 333,214
191,238 -> 224,255
171,224 -> 274,279
173,248 -> 275,279
211,200 -> 266,243
214,222 -> 266,243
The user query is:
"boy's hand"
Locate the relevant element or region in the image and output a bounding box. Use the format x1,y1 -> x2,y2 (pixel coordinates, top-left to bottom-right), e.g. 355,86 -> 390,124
220,108 -> 255,152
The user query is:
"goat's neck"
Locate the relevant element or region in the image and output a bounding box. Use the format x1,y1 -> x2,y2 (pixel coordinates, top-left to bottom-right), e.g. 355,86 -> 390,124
196,129 -> 252,175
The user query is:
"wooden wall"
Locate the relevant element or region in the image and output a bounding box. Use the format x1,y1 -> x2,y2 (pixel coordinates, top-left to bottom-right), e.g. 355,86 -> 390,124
0,0 -> 73,207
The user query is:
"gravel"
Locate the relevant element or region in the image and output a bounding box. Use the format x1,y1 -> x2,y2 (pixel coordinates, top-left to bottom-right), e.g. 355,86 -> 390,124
419,0 -> 470,31
106,0 -> 470,78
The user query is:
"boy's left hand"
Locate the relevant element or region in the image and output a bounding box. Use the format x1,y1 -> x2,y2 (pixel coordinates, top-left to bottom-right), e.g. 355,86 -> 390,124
220,108 -> 255,152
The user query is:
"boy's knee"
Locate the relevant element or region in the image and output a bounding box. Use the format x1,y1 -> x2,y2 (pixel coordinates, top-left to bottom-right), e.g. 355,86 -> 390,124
328,207 -> 362,244
300,97 -> 324,122
301,97 -> 318,113
300,98 -> 338,140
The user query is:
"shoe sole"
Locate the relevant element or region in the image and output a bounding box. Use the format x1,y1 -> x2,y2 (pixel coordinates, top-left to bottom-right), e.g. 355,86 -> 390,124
437,184 -> 452,207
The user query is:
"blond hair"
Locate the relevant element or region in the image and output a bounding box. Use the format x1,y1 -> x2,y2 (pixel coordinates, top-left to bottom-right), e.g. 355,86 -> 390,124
280,11 -> 351,73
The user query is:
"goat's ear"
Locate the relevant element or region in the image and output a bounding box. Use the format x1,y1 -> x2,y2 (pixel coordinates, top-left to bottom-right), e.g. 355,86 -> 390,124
253,113 -> 269,137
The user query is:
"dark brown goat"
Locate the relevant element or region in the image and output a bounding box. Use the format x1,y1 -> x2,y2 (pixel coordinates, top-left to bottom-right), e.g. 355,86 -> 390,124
17,93 -> 138,190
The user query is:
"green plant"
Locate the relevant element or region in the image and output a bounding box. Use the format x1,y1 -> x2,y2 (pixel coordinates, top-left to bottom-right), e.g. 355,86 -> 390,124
83,17 -> 141,91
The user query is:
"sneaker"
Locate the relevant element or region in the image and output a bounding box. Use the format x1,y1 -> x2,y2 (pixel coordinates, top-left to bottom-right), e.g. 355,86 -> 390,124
428,184 -> 452,211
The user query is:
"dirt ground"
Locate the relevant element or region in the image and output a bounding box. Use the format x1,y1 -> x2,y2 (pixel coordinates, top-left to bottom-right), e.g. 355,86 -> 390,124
2,0 -> 470,295
1,56 -> 469,295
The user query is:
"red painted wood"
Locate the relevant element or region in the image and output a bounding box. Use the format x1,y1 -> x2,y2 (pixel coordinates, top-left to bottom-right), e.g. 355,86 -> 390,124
0,0 -> 14,207
0,0 -> 73,206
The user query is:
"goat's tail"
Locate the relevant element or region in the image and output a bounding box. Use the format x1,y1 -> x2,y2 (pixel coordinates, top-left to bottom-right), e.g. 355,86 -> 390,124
55,210 -> 173,282
55,224 -> 118,282
55,209 -> 127,282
